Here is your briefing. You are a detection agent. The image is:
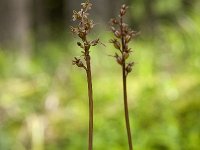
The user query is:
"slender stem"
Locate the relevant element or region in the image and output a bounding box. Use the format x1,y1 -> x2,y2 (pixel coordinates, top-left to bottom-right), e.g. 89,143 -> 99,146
120,16 -> 133,150
85,52 -> 93,150
122,62 -> 133,150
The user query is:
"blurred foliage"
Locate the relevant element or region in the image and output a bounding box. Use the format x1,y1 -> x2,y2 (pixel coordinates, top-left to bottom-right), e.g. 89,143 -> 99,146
0,0 -> 200,150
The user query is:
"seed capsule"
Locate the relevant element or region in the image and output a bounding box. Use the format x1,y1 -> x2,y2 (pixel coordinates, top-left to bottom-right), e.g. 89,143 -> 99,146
110,18 -> 119,24
126,62 -> 134,74
110,39 -> 121,50
120,9 -> 126,16
126,66 -> 132,73
114,41 -> 121,50
78,32 -> 86,40
114,53 -> 122,65
125,35 -> 131,43
123,52 -> 129,59
116,56 -> 122,65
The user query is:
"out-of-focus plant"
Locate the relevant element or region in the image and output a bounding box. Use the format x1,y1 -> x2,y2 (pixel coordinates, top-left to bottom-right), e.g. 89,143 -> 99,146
109,4 -> 139,150
70,1 -> 100,150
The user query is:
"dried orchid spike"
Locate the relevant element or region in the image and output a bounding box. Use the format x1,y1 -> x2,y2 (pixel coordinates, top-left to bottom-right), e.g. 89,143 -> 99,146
109,4 -> 139,150
109,4 -> 138,75
70,1 -> 100,150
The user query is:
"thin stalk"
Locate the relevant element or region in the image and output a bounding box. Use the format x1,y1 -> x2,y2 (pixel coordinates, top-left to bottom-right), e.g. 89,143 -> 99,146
71,1 -> 98,150
110,4 -> 137,149
85,52 -> 93,150
122,62 -> 133,150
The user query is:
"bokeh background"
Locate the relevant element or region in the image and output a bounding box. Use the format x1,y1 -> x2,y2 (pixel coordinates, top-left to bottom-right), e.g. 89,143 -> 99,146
0,0 -> 200,149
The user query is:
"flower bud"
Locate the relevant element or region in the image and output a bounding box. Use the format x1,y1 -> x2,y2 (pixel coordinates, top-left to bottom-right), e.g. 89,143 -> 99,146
124,43 -> 129,51
90,39 -> 100,46
123,52 -> 129,59
116,56 -> 122,65
72,57 -> 84,68
114,31 -> 121,38
126,62 -> 134,74
77,60 -> 84,67
122,23 -> 128,28
114,41 -> 121,50
114,53 -> 122,65
120,4 -> 128,16
78,32 -> 86,40
110,18 -> 119,24
77,42 -> 84,49
120,9 -> 126,16
125,35 -> 131,43
122,4 -> 127,9
126,65 -> 132,73
110,39 -> 121,50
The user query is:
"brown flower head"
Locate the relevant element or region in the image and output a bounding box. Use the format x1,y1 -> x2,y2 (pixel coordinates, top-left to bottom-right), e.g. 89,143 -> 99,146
71,0 -> 101,71
71,0 -> 95,40
109,39 -> 121,50
109,4 -> 138,76
81,0 -> 92,11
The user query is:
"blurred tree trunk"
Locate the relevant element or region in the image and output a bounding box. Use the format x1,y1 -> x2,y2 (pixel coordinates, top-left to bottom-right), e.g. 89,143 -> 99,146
0,0 -> 31,55
93,0 -> 121,23
139,0 -> 157,34
33,0 -> 48,44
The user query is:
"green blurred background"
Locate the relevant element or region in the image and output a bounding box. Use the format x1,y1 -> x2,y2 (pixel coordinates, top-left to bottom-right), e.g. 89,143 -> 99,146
0,0 -> 200,149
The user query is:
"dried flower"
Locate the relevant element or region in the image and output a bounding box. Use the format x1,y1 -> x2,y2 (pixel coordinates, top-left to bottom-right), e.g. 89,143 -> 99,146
71,1 -> 95,41
110,39 -> 121,50
110,18 -> 119,25
125,35 -> 131,43
90,38 -> 100,46
114,30 -> 121,38
125,62 -> 134,74
120,4 -> 128,16
114,53 -> 123,65
123,52 -> 129,59
72,57 -> 86,69
81,0 -> 92,11
70,1 -> 99,150
77,42 -> 84,49
70,26 -> 79,34
109,4 -> 138,150
109,4 -> 138,74
72,10 -> 81,21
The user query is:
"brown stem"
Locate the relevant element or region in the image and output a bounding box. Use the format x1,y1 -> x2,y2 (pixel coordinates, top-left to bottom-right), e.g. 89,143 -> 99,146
122,62 -> 133,150
85,51 -> 93,150
120,16 -> 133,150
